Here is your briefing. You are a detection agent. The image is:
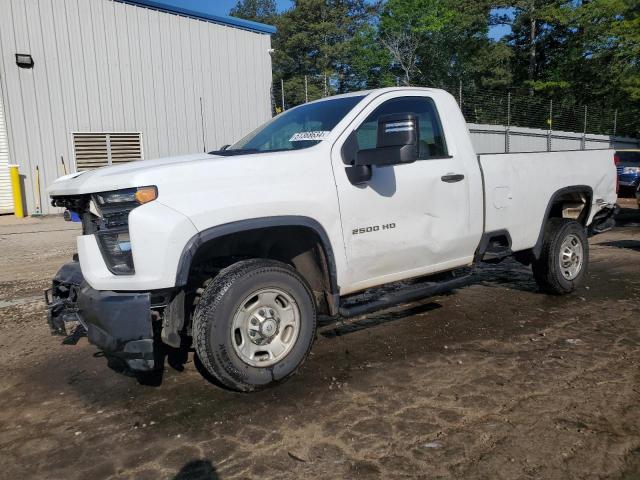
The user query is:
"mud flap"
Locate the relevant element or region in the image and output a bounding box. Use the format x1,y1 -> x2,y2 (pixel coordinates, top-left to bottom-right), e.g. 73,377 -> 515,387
589,204 -> 619,236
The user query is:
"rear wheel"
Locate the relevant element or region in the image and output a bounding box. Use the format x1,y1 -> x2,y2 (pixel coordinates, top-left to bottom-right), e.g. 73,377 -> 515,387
532,218 -> 588,294
192,259 -> 316,391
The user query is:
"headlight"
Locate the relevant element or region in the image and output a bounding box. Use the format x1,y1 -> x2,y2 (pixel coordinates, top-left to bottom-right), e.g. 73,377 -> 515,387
96,230 -> 135,274
92,186 -> 157,275
94,186 -> 157,207
622,167 -> 640,174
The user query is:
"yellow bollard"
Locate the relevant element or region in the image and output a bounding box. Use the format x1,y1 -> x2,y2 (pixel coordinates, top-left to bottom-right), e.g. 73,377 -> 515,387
8,164 -> 24,218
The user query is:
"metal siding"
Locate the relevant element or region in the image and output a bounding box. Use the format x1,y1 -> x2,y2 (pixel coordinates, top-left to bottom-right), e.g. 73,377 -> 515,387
136,6 -> 159,159
26,0 -> 60,209
39,0 -> 72,178
0,77 -> 12,212
7,0 -> 38,211
0,0 -> 274,214
221,26 -> 238,142
126,4 -> 148,148
66,0 -> 91,131
199,20 -> 216,151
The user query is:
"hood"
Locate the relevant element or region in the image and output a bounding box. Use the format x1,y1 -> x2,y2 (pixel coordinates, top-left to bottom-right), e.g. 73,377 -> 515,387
48,153 -> 223,196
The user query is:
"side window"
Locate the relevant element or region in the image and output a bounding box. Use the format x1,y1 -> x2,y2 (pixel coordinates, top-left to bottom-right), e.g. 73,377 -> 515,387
355,97 -> 448,159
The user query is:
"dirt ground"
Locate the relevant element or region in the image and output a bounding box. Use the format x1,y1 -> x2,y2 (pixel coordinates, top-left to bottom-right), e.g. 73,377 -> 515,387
0,199 -> 639,480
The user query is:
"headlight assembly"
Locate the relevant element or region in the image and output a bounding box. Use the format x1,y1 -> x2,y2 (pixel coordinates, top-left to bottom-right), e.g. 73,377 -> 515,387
92,186 -> 157,275
94,186 -> 157,207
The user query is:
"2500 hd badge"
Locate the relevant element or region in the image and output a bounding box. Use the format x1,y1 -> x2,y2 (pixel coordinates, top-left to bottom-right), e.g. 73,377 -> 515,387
353,223 -> 397,235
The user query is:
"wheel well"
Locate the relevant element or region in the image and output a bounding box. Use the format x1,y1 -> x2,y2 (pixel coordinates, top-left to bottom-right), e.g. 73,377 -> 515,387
547,190 -> 592,225
529,186 -> 593,261
186,225 -> 335,314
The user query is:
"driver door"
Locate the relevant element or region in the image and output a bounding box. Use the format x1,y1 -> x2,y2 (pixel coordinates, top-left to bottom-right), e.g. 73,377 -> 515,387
331,93 -> 475,294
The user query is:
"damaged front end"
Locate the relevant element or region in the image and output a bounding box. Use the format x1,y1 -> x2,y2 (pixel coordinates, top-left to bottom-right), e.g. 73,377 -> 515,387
46,261 -> 155,372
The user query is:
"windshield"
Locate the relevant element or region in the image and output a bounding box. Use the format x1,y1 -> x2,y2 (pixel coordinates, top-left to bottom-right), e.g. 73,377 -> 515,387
219,95 -> 365,154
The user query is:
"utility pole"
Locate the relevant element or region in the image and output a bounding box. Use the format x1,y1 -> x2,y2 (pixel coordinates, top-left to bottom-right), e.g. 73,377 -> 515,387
547,99 -> 553,152
281,78 -> 285,111
581,106 -> 588,150
458,80 -> 462,106
505,92 -> 511,153
613,109 -> 618,138
304,75 -> 308,103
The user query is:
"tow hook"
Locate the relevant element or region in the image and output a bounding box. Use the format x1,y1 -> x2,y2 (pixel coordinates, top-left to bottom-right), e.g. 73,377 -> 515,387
45,286 -> 84,338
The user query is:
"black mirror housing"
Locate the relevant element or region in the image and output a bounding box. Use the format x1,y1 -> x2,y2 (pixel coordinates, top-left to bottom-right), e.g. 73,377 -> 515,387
356,113 -> 419,167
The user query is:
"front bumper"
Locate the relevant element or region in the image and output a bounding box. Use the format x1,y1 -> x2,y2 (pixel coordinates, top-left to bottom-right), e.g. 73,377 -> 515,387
618,177 -> 640,187
46,261 -> 155,371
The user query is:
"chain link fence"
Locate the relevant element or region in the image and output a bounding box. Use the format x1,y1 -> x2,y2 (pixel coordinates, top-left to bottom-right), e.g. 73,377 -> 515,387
442,83 -> 638,140
273,77 -> 640,142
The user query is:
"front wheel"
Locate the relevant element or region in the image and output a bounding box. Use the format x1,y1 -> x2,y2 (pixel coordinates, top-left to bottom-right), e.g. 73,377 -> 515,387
532,218 -> 589,294
192,259 -> 317,391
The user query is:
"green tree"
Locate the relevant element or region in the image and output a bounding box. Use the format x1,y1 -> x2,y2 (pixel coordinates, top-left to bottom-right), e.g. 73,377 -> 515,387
380,0 -> 512,89
272,0 -> 382,106
230,0 -> 278,23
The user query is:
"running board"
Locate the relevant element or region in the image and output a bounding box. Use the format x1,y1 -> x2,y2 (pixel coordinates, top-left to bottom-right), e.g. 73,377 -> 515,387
338,275 -> 471,319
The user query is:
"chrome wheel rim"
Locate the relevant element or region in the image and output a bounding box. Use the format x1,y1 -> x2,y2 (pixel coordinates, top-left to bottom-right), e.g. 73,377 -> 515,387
559,233 -> 584,280
231,288 -> 300,367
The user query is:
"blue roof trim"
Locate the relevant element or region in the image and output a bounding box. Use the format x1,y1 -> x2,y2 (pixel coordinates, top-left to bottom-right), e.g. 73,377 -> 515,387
116,0 -> 277,35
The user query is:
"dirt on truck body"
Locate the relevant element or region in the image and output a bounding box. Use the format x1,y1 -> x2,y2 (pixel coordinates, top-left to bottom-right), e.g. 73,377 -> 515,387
0,200 -> 639,480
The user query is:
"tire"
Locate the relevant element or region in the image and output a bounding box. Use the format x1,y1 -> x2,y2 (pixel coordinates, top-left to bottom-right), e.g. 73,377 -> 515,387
532,218 -> 589,294
192,259 -> 316,392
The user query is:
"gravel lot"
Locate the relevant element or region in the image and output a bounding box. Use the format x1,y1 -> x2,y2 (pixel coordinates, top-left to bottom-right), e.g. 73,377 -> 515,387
0,199 -> 638,480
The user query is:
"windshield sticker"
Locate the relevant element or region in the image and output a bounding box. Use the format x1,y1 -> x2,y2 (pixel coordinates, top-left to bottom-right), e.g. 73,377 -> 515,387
289,131 -> 330,142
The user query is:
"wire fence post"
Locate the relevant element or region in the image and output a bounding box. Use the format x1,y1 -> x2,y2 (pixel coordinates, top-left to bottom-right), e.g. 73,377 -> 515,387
581,105 -> 587,150
281,78 -> 285,111
505,91 -> 511,153
547,99 -> 553,152
304,75 -> 308,103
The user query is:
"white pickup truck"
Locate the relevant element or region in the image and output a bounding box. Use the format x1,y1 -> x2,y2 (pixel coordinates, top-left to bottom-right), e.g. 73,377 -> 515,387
46,87 -> 617,391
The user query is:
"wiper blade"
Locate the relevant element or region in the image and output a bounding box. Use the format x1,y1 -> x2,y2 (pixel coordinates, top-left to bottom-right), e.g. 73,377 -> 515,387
208,148 -> 260,156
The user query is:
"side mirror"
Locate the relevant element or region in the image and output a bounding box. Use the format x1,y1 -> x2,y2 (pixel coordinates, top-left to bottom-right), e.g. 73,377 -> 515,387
356,113 -> 419,167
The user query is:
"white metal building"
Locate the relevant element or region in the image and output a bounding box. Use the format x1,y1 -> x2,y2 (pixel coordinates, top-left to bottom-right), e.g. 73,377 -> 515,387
0,0 -> 275,215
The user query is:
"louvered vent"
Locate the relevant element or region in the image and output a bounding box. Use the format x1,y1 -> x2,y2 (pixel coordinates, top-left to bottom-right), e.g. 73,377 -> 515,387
73,132 -> 142,171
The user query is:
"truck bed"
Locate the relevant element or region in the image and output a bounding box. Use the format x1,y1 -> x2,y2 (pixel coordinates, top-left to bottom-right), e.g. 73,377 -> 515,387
478,149 -> 617,252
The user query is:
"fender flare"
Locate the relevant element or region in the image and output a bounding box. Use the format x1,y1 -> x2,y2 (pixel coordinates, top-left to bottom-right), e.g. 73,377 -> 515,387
174,215 -> 339,298
532,185 -> 593,259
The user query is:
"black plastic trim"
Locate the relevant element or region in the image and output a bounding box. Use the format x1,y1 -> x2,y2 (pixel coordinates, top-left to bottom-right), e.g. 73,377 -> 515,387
175,216 -> 340,303
474,229 -> 513,263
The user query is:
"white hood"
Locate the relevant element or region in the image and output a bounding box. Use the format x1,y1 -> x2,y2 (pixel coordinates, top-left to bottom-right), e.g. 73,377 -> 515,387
48,153 -> 219,196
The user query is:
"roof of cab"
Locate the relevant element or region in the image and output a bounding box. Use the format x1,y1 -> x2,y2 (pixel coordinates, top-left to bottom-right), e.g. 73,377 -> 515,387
117,0 -> 277,35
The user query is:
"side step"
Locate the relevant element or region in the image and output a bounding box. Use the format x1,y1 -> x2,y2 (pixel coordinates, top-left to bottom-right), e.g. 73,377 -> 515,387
338,274 -> 471,319
482,245 -> 512,262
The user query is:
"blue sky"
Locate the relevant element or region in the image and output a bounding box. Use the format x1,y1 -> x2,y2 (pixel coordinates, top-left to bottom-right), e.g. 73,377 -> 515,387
164,1 -> 511,40
172,0 -> 292,15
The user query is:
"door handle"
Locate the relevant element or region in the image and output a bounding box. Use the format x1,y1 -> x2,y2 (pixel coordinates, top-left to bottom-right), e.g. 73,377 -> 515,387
441,173 -> 465,183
